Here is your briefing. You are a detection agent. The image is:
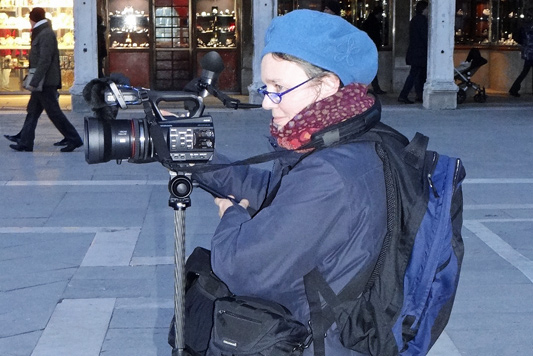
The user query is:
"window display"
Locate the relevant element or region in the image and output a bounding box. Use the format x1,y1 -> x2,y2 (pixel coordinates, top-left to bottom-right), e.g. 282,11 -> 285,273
193,0 -> 239,92
195,6 -> 236,47
0,0 -> 74,92
455,0 -> 529,46
277,0 -> 391,48
108,5 -> 149,48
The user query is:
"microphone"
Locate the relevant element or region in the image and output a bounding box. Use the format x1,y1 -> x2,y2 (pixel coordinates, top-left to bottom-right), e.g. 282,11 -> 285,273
199,51 -> 225,97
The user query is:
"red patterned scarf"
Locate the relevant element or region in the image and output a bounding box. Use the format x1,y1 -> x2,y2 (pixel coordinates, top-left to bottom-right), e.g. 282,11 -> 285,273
270,83 -> 375,150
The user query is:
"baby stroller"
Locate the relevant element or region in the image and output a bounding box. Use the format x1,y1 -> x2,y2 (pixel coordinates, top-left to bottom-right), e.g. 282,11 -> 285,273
454,48 -> 488,104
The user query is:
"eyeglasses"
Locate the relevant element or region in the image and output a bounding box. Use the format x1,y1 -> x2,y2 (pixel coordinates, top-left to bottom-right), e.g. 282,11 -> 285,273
257,77 -> 315,104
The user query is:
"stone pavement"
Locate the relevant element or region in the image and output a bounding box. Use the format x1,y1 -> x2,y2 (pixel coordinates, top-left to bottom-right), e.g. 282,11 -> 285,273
1,93 -> 533,356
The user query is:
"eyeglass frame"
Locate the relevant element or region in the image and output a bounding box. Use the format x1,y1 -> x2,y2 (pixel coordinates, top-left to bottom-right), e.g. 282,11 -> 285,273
257,77 -> 316,104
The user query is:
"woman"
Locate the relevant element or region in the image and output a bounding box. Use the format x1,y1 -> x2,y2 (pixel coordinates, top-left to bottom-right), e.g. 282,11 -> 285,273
197,10 -> 387,355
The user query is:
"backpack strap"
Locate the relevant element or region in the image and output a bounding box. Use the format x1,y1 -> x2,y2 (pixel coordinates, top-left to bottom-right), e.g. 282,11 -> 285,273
303,260 -> 378,356
402,132 -> 429,170
303,268 -> 338,356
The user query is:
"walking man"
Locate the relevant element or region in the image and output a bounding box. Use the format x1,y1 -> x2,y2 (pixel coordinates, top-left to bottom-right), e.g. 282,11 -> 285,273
6,7 -> 83,152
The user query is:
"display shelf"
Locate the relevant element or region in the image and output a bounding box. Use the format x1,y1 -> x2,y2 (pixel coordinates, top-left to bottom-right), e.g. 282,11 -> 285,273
455,0 -> 525,46
196,11 -> 236,48
108,6 -> 150,49
0,3 -> 74,92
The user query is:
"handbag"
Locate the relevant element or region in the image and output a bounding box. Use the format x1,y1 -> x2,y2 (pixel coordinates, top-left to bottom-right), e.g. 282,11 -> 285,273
23,68 -> 45,91
208,296 -> 310,356
169,247 -> 310,356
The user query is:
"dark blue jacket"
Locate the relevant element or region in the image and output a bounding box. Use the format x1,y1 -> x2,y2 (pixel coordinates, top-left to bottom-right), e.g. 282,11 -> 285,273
197,134 -> 387,355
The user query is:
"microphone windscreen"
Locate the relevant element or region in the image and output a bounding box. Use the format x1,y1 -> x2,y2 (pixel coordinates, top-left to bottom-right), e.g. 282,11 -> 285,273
200,51 -> 225,74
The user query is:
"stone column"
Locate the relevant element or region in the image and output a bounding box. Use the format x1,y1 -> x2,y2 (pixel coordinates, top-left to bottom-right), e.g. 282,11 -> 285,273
423,0 -> 458,109
248,0 -> 276,104
71,0 -> 98,113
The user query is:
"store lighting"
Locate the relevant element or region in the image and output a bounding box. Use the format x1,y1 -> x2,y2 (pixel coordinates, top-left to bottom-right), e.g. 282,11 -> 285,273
125,14 -> 137,31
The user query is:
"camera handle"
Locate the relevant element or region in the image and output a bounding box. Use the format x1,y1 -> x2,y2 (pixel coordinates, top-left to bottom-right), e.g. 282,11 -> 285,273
168,173 -> 193,356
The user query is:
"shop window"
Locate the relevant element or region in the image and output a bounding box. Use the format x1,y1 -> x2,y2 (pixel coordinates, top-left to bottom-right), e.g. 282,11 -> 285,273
195,0 -> 236,48
154,0 -> 189,48
277,0 -> 391,48
0,0 -> 74,92
108,0 -> 150,49
194,0 -> 240,92
455,0 -> 530,45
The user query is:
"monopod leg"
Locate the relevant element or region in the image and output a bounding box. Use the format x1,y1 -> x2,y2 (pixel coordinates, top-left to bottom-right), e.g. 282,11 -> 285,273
172,205 -> 189,356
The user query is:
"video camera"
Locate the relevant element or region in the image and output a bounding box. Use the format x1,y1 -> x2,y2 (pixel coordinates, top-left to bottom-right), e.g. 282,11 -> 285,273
83,51 -> 256,168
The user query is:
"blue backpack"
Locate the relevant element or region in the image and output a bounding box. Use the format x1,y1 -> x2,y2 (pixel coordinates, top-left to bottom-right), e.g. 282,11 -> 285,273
304,123 -> 466,356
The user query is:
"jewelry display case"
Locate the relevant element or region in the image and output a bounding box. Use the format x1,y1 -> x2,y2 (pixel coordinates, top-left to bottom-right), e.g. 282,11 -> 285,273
195,8 -> 236,48
194,0 -> 239,92
455,0 -> 527,46
106,0 -> 150,87
108,5 -> 149,49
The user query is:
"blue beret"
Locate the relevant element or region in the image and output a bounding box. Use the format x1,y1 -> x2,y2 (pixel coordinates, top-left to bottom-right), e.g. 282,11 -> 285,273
262,10 -> 378,85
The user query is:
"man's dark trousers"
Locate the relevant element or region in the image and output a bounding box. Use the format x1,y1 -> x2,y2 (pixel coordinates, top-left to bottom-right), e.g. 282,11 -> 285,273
19,86 -> 82,150
399,65 -> 427,100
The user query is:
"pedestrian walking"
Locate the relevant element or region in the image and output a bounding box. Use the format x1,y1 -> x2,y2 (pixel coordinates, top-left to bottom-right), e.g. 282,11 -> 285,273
362,5 -> 387,94
5,7 -> 83,152
398,1 -> 428,104
509,10 -> 533,97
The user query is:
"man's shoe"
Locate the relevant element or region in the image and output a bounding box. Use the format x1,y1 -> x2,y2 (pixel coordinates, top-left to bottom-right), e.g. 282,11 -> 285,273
374,88 -> 387,95
53,138 -> 69,146
415,97 -> 423,103
398,96 -> 414,104
60,141 -> 83,152
4,134 -> 20,143
9,144 -> 33,152
509,90 -> 520,97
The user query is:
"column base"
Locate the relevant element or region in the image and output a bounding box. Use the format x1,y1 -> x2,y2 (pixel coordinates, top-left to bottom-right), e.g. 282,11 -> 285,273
70,83 -> 91,113
423,82 -> 459,110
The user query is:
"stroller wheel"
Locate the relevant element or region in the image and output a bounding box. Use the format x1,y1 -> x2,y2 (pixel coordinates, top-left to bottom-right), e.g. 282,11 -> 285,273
474,93 -> 487,103
457,90 -> 466,104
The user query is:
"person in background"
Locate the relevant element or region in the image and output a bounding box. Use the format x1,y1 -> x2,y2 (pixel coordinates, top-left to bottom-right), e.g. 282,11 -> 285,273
323,0 -> 341,16
362,5 -> 387,94
509,9 -> 533,97
398,0 -> 428,104
97,14 -> 107,78
5,7 -> 83,152
194,9 -> 386,356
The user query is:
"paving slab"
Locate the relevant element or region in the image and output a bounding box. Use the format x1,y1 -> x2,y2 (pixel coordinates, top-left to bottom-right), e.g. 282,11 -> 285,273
1,96 -> 533,355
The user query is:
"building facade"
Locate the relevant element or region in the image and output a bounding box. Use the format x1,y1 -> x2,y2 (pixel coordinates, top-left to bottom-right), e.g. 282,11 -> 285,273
1,0 -> 531,109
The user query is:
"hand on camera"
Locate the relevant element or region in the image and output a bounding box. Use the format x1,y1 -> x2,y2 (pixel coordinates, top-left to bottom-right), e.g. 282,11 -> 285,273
214,196 -> 249,218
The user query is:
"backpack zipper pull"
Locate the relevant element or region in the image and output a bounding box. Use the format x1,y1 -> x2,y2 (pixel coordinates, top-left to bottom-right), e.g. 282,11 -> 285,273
428,173 -> 440,199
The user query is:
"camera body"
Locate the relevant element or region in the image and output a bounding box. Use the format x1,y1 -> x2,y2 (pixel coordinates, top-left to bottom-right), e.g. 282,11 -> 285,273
84,83 -> 215,165
160,116 -> 215,163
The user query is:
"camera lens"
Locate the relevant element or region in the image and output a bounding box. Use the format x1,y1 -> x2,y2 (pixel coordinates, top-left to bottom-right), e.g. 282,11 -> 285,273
84,117 -> 152,164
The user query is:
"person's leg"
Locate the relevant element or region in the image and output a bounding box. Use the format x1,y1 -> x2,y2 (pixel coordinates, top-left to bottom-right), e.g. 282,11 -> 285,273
399,66 -> 416,102
16,92 -> 44,150
371,75 -> 385,94
41,87 -> 83,147
509,60 -> 532,96
414,66 -> 427,101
